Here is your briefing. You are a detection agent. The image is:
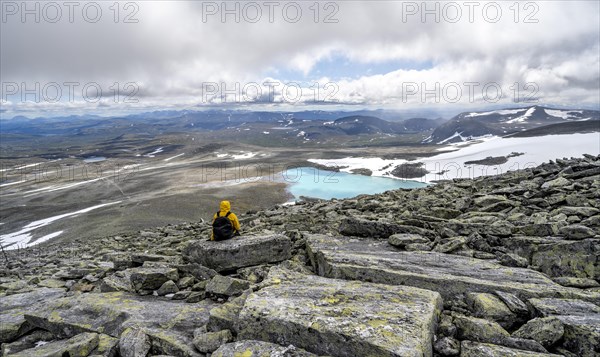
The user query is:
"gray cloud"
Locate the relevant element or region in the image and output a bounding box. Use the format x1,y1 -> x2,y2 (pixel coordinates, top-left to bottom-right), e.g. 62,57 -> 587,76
1,0 -> 598,117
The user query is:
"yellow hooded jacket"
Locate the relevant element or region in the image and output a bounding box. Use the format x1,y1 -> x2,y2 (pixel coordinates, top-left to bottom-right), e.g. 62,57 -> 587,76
211,200 -> 241,240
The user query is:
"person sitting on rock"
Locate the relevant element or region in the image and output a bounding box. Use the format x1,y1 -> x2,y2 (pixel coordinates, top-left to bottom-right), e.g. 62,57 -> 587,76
211,200 -> 241,241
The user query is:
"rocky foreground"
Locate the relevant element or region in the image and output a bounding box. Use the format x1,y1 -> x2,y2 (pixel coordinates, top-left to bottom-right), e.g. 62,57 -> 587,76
1,155 -> 600,357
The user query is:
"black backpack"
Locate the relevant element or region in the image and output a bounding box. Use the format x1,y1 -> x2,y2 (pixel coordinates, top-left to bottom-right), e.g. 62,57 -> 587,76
213,211 -> 234,241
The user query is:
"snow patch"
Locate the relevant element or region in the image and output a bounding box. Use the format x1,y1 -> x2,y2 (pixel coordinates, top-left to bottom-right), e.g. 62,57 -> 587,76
144,147 -> 164,157
466,108 -> 527,118
1,201 -> 121,250
164,153 -> 185,162
505,107 -> 536,124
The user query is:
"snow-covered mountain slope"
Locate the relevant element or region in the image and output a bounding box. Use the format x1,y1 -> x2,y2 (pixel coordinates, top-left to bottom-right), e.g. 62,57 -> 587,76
426,106 -> 599,144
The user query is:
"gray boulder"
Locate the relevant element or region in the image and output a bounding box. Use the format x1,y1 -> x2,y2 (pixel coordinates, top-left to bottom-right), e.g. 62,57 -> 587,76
119,328 -> 151,357
9,332 -> 99,357
192,329 -> 233,353
306,235 -> 599,303
205,275 -> 250,297
129,267 -> 179,292
183,235 -> 291,272
528,298 -> 600,317
512,317 -> 564,348
0,288 -> 65,343
236,266 -> 443,357
388,233 -> 429,248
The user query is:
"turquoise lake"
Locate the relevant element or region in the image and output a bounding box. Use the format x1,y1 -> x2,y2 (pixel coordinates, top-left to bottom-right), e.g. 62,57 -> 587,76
284,167 -> 427,200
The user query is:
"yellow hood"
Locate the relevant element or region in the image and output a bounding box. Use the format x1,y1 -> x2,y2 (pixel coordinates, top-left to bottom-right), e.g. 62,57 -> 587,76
219,200 -> 231,212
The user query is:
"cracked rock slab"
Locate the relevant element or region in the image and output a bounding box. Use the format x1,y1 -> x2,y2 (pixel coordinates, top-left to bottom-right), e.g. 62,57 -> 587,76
236,266 -> 443,357
23,292 -> 214,355
306,235 -> 600,304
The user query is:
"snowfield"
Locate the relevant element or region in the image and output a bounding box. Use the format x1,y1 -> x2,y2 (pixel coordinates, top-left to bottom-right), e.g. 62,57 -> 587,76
309,132 -> 600,183
0,201 -> 121,250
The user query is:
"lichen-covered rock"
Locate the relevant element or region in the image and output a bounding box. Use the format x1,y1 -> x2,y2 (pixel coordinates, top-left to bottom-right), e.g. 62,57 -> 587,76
552,277 -> 600,289
528,298 -> 600,317
128,267 -> 179,292
9,332 -> 99,357
306,235 -> 599,303
0,288 -> 65,343
557,314 -> 600,357
433,336 -> 460,356
156,280 -> 179,296
119,328 -> 151,357
388,234 -> 430,248
460,341 -> 562,357
23,291 -> 214,356
205,275 -> 250,297
236,266 -> 443,357
512,317 -> 564,348
453,314 -> 509,344
92,333 -> 119,357
182,235 -> 291,272
530,239 -> 598,280
559,224 -> 596,239
339,217 -> 434,238
192,329 -> 232,353
0,329 -> 55,356
207,291 -> 250,333
212,340 -> 318,357
494,291 -> 530,317
466,292 -> 517,329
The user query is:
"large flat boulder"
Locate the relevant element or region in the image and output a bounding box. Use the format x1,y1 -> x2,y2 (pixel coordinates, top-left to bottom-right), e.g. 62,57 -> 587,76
236,266 -> 443,357
182,234 -> 291,272
531,239 -> 599,279
556,314 -> 600,357
0,288 -> 66,343
8,332 -> 99,357
528,298 -> 600,317
23,291 -> 214,356
306,235 -> 600,303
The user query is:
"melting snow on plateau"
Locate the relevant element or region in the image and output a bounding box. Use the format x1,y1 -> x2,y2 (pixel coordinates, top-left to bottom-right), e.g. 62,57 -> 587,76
231,152 -> 257,160
309,133 -> 600,183
465,108 -> 527,118
504,107 -> 536,124
144,147 -> 164,157
164,153 -> 185,162
0,201 -> 121,250
544,109 -> 583,119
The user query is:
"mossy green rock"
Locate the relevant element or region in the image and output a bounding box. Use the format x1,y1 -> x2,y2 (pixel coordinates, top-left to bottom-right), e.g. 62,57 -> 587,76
212,340 -> 318,357
9,332 -> 99,357
236,266 -> 443,357
183,234 -> 291,272
306,235 -> 599,303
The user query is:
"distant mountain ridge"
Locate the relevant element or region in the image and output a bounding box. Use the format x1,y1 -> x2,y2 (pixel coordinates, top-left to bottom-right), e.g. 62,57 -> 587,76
425,105 -> 599,144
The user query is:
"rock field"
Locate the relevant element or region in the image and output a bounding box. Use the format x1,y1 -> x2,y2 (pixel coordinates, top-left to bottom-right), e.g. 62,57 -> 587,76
1,154 -> 599,356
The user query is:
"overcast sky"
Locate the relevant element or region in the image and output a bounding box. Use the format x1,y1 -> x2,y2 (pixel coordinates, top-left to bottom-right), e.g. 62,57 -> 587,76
1,0 -> 599,118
